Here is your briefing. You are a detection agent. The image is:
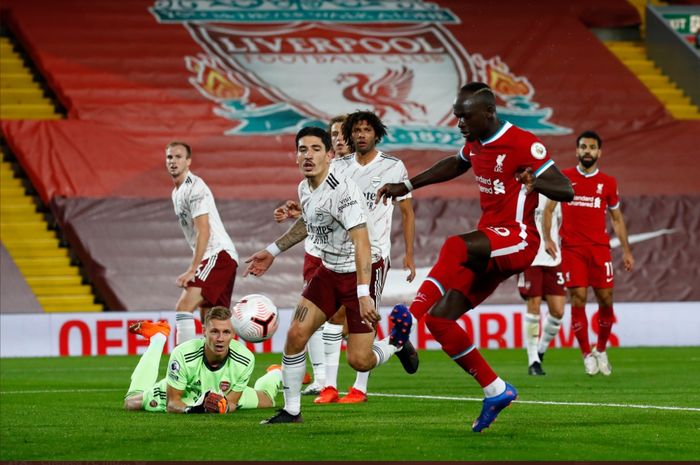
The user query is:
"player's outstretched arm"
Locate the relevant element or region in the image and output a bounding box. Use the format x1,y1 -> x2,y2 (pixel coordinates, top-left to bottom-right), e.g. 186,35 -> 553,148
530,165 -> 574,202
610,208 -> 634,272
542,199 -> 559,259
377,155 -> 471,205
244,217 -> 308,277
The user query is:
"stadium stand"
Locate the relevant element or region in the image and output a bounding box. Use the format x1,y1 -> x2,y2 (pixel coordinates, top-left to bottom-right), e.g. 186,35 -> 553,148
1,0 -> 698,310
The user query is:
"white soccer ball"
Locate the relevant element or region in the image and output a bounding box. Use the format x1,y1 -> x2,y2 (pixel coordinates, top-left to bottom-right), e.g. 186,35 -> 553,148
231,294 -> 279,343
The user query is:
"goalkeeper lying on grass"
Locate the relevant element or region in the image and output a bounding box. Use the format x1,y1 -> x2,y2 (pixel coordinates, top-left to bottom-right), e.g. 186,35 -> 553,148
124,306 -> 281,414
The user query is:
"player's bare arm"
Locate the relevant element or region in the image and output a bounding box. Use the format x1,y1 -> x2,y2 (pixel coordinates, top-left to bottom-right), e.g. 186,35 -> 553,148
176,214 -> 210,288
542,199 -> 559,259
377,154 -> 471,205
528,164 -> 574,202
348,223 -> 379,326
166,385 -> 189,413
398,198 -> 416,282
244,217 -> 308,277
610,208 -> 634,272
224,390 -> 243,412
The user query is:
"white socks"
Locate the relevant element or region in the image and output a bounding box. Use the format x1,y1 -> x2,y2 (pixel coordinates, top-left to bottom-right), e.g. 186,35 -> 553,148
524,313 -> 540,365
353,370 -> 370,393
371,338 -> 397,367
483,377 -> 506,398
175,312 -> 196,345
323,323 -> 343,388
307,324 -> 326,386
281,351 -> 307,415
538,315 -> 562,355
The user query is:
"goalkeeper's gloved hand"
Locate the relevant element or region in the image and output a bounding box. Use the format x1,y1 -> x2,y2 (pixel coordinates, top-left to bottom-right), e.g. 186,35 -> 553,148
184,402 -> 207,414
203,391 -> 229,414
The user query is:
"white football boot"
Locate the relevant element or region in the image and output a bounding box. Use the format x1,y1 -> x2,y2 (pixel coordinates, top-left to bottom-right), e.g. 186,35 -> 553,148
592,349 -> 612,376
584,352 -> 599,376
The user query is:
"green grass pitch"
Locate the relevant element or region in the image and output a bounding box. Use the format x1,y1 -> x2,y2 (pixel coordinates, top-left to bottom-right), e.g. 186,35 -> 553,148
1,347 -> 699,461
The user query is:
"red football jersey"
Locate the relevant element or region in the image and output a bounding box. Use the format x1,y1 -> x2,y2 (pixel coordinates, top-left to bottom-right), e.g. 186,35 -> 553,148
560,166 -> 620,247
459,122 -> 555,237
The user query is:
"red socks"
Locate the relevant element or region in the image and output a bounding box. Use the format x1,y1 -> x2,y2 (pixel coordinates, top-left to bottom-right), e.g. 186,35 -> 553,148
425,314 -> 497,387
596,306 -> 615,352
571,306 -> 591,355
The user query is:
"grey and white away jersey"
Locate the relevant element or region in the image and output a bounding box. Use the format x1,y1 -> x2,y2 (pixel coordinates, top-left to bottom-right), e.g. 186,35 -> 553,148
332,151 -> 410,259
532,193 -> 561,267
172,171 -> 238,262
298,171 -> 381,273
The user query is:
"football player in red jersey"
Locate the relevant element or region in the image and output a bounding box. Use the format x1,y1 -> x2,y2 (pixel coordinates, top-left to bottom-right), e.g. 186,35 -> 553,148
543,130 -> 634,377
377,82 -> 573,432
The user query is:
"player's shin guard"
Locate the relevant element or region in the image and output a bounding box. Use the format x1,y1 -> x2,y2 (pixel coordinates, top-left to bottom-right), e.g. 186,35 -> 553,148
282,351 -> 306,415
595,306 -> 615,352
126,333 -> 166,397
372,338 -> 397,367
307,324 -> 326,386
538,314 -> 562,354
323,323 -> 343,388
425,314 -> 498,388
408,236 -> 472,321
175,312 -> 196,345
571,306 -> 591,355
524,314 -> 540,365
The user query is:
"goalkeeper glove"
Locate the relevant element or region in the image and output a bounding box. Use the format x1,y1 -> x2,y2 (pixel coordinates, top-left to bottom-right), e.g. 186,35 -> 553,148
204,391 -> 229,414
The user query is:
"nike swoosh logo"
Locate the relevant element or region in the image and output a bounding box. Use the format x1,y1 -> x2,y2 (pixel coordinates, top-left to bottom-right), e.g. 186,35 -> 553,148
610,228 -> 676,248
606,277 -> 614,282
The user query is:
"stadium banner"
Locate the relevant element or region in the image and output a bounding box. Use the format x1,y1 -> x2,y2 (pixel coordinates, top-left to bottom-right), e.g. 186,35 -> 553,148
1,302 -> 698,358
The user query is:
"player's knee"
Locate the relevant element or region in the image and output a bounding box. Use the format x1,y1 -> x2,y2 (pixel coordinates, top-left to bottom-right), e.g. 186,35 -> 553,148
428,290 -> 471,320
346,351 -> 374,372
284,324 -> 309,354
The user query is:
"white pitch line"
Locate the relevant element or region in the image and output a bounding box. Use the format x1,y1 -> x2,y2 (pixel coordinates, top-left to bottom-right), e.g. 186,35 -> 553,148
366,392 -> 700,413
1,388 -> 699,412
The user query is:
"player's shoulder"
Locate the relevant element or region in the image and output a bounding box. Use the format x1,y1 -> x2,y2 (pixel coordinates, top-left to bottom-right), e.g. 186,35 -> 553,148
562,166 -> 578,176
501,123 -> 547,157
378,151 -> 401,163
172,338 -> 205,361
324,170 -> 346,191
227,339 -> 254,367
598,170 -> 617,183
334,154 -> 354,165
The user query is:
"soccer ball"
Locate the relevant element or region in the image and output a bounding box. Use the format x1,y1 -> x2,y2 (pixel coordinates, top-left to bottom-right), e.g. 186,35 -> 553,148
231,294 -> 279,343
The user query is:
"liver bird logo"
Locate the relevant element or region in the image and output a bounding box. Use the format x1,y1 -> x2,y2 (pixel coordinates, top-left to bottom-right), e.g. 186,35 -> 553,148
336,66 -> 427,122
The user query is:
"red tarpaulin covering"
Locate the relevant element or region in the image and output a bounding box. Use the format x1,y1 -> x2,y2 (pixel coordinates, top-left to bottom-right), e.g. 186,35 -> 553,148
1,0 -> 698,310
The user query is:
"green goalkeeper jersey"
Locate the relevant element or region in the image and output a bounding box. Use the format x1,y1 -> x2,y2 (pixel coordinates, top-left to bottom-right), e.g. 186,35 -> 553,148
166,338 -> 255,405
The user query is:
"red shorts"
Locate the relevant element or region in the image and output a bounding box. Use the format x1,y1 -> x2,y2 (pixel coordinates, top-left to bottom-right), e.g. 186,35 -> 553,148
562,245 -> 614,289
302,253 -> 322,285
302,259 -> 385,334
517,265 -> 566,299
447,227 -> 538,309
188,250 -> 237,308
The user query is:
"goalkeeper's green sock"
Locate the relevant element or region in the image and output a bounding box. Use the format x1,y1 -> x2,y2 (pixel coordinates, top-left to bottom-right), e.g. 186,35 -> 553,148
253,368 -> 283,406
125,333 -> 167,396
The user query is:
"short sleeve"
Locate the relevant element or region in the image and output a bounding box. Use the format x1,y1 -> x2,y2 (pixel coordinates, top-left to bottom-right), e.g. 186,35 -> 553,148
519,134 -> 554,178
189,180 -> 211,218
332,178 -> 367,231
166,348 -> 188,391
607,176 -> 620,209
396,161 -> 412,202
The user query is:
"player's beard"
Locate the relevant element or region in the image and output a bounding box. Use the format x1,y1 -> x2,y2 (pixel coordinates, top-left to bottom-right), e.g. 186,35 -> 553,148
579,155 -> 597,169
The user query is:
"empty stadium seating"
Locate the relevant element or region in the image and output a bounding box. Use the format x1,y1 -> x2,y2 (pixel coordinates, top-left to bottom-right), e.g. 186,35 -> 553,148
1,0 -> 698,310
